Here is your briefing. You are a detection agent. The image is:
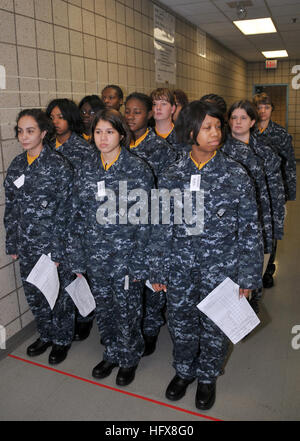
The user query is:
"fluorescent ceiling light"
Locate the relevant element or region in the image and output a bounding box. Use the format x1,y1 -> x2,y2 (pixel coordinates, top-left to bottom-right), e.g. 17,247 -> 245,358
262,50 -> 288,58
233,17 -> 276,35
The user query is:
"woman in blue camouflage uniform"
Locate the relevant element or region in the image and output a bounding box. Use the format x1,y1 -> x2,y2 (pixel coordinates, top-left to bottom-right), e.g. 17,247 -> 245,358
222,100 -> 273,312
226,100 -> 285,309
125,92 -> 177,181
125,92 -> 178,356
46,98 -> 95,163
67,109 -> 154,387
46,98 -> 96,341
149,101 -> 263,410
150,87 -> 186,153
4,109 -> 74,364
253,93 -> 296,288
101,84 -> 124,111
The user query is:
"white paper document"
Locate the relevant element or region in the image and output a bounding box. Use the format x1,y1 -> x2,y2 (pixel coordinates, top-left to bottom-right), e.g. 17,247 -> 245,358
65,276 -> 96,317
26,254 -> 60,310
197,277 -> 260,344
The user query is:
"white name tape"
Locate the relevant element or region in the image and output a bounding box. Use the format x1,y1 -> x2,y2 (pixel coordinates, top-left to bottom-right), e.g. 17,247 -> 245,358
97,181 -> 106,197
190,174 -> 201,191
13,174 -> 25,188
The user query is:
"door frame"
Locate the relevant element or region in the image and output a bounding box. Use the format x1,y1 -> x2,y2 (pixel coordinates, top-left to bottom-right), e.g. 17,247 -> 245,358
253,83 -> 289,130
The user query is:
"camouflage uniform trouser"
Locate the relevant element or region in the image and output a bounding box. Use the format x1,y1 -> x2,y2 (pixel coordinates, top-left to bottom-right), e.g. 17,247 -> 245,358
142,286 -> 166,337
19,255 -> 75,346
264,239 -> 277,275
87,270 -> 144,368
167,257 -> 230,383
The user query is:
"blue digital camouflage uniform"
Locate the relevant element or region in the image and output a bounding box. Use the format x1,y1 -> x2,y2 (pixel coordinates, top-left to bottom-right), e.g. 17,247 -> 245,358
156,126 -> 189,154
221,134 -> 272,253
254,120 -> 296,280
148,150 -> 263,382
49,131 -> 96,165
49,131 -> 96,325
127,127 -> 177,337
254,120 -> 296,201
4,145 -> 74,345
249,133 -> 285,240
66,147 -> 155,367
128,127 -> 177,182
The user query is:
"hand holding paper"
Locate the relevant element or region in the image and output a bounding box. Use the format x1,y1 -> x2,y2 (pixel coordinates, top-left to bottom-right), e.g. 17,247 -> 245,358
26,254 -> 60,310
65,276 -> 96,317
197,277 -> 260,344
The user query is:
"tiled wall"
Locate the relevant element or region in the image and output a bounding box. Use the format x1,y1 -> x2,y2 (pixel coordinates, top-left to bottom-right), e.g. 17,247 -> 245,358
0,0 -> 249,343
247,59 -> 300,159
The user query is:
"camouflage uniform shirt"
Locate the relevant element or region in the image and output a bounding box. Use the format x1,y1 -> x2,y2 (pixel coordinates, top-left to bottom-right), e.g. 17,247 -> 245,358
254,120 -> 296,201
221,134 -> 273,253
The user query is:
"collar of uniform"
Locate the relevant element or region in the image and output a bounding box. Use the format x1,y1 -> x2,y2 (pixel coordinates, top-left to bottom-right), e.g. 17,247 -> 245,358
257,120 -> 272,134
101,147 -> 121,171
56,138 -> 62,149
130,128 -> 149,149
24,144 -> 50,168
155,123 -> 174,139
82,132 -> 91,142
56,131 -> 85,149
27,151 -> 40,165
55,132 -> 74,149
222,134 -> 250,155
189,150 -> 217,170
178,149 -> 223,180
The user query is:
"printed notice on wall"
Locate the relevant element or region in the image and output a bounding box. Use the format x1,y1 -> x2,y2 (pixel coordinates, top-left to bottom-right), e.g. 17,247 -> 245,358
154,40 -> 176,85
197,28 -> 207,58
153,5 -> 176,84
154,5 -> 175,45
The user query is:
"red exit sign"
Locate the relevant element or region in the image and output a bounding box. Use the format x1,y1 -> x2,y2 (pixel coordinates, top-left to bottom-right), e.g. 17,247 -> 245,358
265,59 -> 277,69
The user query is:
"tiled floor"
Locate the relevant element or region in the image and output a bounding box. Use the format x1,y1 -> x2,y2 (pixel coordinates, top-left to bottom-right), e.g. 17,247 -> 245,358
0,166 -> 299,422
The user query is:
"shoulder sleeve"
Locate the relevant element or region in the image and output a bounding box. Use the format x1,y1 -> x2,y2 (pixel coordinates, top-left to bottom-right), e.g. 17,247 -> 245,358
3,157 -> 24,255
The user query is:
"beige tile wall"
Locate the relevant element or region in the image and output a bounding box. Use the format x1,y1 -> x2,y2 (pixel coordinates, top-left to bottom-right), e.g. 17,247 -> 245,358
247,59 -> 300,159
0,0 -> 248,342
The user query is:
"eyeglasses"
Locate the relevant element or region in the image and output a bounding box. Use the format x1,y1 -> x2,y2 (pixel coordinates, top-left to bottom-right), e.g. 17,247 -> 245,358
80,110 -> 96,116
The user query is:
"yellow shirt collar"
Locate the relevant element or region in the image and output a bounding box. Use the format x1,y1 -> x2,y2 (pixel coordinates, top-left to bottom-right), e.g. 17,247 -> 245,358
56,138 -> 62,149
27,152 -> 40,165
189,151 -> 216,170
101,148 -> 121,171
130,129 -> 149,149
83,133 -> 91,142
155,124 -> 174,139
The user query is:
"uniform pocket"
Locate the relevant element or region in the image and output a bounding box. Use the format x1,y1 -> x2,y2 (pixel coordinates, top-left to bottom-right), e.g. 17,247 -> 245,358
208,206 -> 238,239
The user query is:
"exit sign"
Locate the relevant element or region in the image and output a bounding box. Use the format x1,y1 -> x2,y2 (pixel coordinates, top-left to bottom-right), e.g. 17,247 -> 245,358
265,60 -> 277,69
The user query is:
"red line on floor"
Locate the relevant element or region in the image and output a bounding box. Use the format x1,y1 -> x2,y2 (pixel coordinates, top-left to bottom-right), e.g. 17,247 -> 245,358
7,353 -> 222,422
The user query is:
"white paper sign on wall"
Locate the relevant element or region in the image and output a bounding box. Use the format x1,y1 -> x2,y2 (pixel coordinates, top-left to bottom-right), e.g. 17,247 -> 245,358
0,65 -> 6,90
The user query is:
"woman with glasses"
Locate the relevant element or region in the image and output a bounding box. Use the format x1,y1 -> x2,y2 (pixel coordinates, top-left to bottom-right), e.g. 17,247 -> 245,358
78,95 -> 105,142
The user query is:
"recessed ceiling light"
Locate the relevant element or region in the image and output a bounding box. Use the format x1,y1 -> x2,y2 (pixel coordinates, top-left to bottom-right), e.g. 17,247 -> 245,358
262,50 -> 288,58
233,17 -> 276,35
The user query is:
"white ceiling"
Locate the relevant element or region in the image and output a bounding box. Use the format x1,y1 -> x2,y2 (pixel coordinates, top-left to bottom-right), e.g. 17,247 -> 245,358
158,0 -> 300,61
